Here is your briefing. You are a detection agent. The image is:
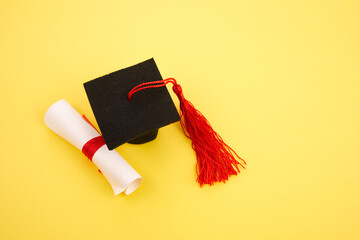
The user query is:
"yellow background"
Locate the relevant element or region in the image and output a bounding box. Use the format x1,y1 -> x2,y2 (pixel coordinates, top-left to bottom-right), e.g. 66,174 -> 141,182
1,0 -> 359,239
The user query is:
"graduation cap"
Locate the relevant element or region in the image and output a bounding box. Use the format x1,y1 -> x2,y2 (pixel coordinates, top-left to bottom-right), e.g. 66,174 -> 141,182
84,58 -> 180,149
84,58 -> 246,186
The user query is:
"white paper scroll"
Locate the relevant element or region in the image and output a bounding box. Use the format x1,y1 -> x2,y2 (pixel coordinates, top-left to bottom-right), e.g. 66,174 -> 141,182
45,99 -> 142,195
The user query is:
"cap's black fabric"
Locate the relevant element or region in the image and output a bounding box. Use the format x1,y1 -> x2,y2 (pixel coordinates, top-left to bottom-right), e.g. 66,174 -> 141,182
84,58 -> 180,150
127,129 -> 158,144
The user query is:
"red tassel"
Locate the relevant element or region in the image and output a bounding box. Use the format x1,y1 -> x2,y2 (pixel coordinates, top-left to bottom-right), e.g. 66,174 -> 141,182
128,78 -> 246,186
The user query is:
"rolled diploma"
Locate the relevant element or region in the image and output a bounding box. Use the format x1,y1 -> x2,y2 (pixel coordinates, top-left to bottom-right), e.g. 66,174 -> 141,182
45,99 -> 142,195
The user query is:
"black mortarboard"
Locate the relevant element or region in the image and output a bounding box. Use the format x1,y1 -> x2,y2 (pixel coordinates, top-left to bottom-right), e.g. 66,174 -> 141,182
83,58 -> 180,150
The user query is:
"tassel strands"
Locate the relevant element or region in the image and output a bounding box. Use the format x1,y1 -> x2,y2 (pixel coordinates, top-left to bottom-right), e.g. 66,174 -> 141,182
128,78 -> 246,186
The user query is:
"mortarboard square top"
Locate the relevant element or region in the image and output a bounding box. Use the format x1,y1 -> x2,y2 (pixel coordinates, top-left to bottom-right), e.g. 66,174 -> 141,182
84,58 -> 180,150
